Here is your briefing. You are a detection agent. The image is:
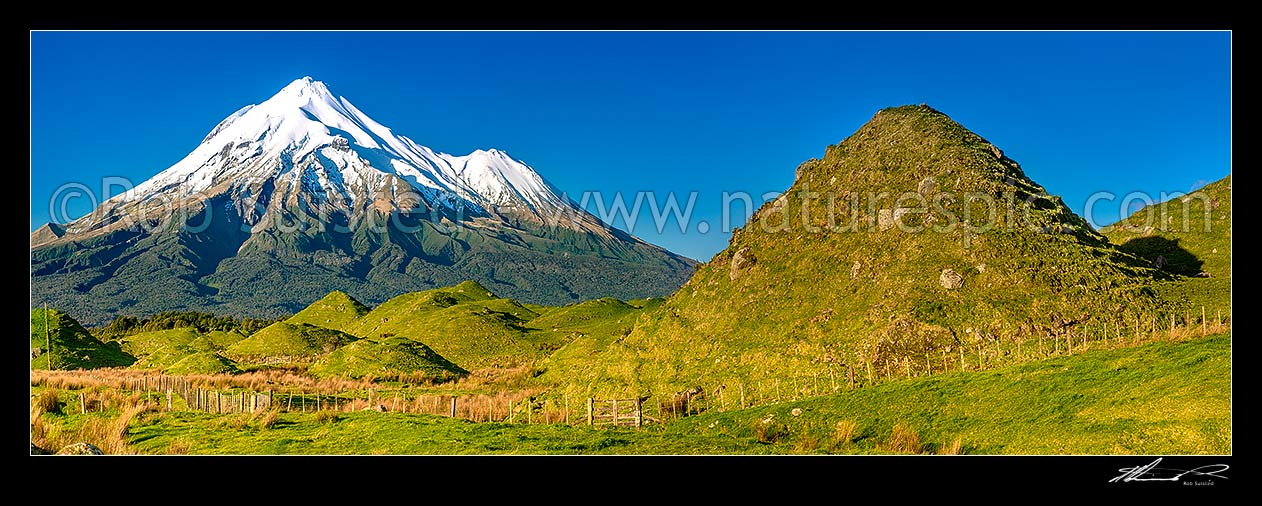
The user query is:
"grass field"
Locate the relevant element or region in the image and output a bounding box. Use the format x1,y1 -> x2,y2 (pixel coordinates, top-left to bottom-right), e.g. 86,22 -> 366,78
114,333 -> 1229,455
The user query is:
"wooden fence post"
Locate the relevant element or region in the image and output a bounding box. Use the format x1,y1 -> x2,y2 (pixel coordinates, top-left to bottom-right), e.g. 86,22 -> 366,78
586,398 -> 593,426
79,392 -> 86,414
635,397 -> 643,428
450,397 -> 457,418
740,384 -> 746,408
610,398 -> 617,426
563,394 -> 569,424
528,398 -> 534,424
509,400 -> 514,424
166,390 -> 172,411
720,387 -> 726,411
1201,306 -> 1206,336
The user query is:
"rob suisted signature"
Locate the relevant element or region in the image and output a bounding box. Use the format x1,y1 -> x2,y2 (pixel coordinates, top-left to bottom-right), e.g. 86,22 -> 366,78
1110,458 -> 1229,484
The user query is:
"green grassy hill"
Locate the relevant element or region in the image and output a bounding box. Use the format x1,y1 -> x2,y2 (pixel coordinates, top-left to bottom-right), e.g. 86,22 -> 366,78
542,105 -> 1170,398
340,281 -> 562,369
1102,174 -> 1231,313
531,298 -> 662,391
166,351 -> 242,375
124,334 -> 1229,454
527,297 -> 640,332
226,322 -> 359,364
286,290 -> 369,331
121,328 -> 204,358
309,336 -> 466,381
120,327 -> 243,372
30,308 -> 134,369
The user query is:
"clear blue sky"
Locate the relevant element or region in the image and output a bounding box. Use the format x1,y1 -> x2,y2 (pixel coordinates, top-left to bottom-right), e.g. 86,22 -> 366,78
31,31 -> 1231,261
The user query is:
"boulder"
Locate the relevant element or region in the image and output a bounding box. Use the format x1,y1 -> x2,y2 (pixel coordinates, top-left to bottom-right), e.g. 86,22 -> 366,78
939,269 -> 964,290
31,443 -> 51,455
56,442 -> 104,455
879,208 -> 917,231
730,247 -> 756,280
877,209 -> 895,231
917,176 -> 936,195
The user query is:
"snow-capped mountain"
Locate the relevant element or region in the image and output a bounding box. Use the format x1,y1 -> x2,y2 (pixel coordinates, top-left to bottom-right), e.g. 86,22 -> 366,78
64,77 -> 606,239
32,78 -> 694,325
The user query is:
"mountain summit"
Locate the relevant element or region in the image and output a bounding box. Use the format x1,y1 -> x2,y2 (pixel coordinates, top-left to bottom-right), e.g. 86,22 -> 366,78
32,78 -> 694,324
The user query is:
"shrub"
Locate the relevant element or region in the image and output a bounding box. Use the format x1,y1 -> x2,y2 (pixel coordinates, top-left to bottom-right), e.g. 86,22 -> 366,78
938,438 -> 964,455
36,389 -> 62,414
753,419 -> 789,444
832,419 -> 858,448
794,433 -> 823,453
255,409 -> 280,429
880,423 -> 923,454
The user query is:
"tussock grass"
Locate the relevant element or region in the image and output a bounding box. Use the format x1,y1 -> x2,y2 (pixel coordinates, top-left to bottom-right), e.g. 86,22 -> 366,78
880,423 -> 923,454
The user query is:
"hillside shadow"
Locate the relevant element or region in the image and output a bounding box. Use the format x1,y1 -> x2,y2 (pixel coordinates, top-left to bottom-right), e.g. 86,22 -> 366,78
1118,236 -> 1205,276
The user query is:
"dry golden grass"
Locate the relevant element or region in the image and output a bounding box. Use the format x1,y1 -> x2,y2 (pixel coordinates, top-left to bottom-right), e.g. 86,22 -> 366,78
31,368 -> 379,394
314,410 -> 340,424
30,400 -> 153,455
36,389 -> 62,414
832,419 -> 858,448
793,433 -> 823,453
938,437 -> 964,455
880,423 -> 924,454
254,409 -> 280,429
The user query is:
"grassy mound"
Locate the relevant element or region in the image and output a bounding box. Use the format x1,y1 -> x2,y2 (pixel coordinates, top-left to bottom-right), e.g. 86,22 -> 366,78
341,281 -> 560,369
119,327 -> 244,372
166,351 -> 241,375
286,290 -> 369,331
527,297 -> 638,332
203,330 -> 248,348
30,308 -> 134,369
226,322 -> 359,363
309,337 -> 466,380
120,328 -> 204,358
